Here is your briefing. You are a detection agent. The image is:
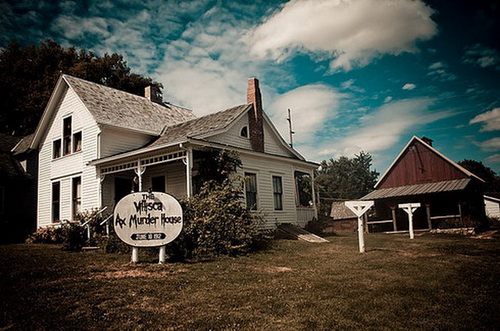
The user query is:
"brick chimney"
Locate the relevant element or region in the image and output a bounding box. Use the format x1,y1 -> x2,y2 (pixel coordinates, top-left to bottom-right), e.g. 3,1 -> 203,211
145,85 -> 162,103
247,78 -> 265,153
421,136 -> 433,146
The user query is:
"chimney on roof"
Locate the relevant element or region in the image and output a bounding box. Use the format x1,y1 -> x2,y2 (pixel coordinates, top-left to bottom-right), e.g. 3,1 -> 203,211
247,77 -> 265,153
145,85 -> 162,103
421,136 -> 433,146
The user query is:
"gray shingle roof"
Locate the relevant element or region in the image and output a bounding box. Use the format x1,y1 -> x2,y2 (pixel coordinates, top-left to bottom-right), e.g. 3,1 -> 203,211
63,75 -> 196,134
148,104 -> 252,148
361,178 -> 472,200
330,201 -> 357,220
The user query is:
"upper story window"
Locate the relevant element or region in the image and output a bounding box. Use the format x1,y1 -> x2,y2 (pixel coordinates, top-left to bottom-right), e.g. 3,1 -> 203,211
63,117 -> 72,156
73,131 -> 82,153
53,139 -> 61,159
240,126 -> 248,138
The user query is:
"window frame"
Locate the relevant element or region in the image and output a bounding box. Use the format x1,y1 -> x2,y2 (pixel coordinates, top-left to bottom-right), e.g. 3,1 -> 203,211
244,172 -> 258,211
63,116 -> 72,156
52,182 -> 61,223
53,139 -> 61,159
272,175 -> 283,211
72,177 -> 81,219
72,131 -> 82,153
240,125 -> 249,138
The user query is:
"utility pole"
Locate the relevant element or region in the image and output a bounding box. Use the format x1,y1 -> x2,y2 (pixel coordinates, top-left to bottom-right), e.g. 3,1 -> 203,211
287,108 -> 295,148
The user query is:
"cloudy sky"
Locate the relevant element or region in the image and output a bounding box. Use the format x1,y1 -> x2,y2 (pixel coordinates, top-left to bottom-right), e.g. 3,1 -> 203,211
1,0 -> 499,173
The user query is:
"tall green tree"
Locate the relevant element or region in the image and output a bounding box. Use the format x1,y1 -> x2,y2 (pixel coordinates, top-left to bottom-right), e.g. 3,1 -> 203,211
0,39 -> 162,136
458,159 -> 500,194
315,151 -> 379,201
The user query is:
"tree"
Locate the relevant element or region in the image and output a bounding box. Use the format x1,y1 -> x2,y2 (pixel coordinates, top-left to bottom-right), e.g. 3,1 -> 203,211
458,159 -> 500,194
315,151 -> 379,202
0,39 -> 162,136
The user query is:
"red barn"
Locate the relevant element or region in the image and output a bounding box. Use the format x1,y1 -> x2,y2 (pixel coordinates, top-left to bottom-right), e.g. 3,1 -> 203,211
362,136 -> 486,231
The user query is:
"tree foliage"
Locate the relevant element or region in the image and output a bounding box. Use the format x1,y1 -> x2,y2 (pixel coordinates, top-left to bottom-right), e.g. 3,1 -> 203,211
458,159 -> 500,193
0,39 -> 162,135
315,151 -> 379,201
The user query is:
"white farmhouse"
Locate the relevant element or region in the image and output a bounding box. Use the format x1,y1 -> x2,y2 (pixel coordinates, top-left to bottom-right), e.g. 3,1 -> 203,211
30,75 -> 318,229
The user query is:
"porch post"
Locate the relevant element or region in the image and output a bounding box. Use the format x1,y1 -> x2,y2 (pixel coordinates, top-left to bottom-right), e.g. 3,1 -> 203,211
310,169 -> 318,219
186,148 -> 193,198
425,204 -> 432,229
135,159 -> 146,192
458,202 -> 463,222
391,206 -> 398,231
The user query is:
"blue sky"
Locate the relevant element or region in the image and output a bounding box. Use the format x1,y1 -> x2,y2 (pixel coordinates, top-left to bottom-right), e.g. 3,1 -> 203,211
1,0 -> 499,174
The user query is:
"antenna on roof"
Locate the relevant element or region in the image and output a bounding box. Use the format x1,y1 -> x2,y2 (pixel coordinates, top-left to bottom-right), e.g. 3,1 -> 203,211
287,108 -> 295,148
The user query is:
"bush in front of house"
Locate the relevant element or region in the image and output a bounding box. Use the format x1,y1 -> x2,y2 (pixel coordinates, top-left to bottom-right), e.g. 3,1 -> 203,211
167,178 -> 266,261
26,220 -> 86,251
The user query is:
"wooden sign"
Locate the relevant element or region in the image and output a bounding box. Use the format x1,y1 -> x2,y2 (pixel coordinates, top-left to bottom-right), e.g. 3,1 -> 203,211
114,192 -> 183,248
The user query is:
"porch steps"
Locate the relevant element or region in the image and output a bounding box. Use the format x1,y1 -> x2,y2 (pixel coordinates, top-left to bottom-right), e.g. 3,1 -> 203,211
277,224 -> 329,243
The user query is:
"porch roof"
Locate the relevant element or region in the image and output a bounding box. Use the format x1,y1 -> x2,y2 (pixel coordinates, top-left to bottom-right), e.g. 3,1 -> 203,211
361,178 -> 472,200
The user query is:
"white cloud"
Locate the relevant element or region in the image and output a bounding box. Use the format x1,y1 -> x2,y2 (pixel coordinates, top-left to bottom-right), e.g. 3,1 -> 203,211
249,0 -> 437,71
315,98 -> 454,157
268,84 -> 343,143
469,108 -> 500,132
463,44 -> 500,70
476,138 -> 500,152
428,62 -> 443,70
485,154 -> 500,164
402,83 -> 416,90
384,96 -> 393,103
427,61 -> 457,81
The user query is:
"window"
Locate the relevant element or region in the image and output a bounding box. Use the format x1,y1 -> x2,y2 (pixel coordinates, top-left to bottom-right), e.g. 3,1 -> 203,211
272,176 -> 283,210
240,126 -> 248,138
63,117 -> 72,156
152,176 -> 166,193
53,139 -> 61,159
72,177 -> 81,218
52,182 -> 60,222
245,173 -> 257,210
73,131 -> 82,152
294,171 -> 312,207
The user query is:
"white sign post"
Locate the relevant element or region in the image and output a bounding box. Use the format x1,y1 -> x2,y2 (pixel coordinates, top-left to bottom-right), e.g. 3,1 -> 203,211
345,200 -> 374,253
114,192 -> 183,264
398,203 -> 421,239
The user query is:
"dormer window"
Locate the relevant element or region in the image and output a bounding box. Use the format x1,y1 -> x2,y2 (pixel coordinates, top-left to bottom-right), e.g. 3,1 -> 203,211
240,126 -> 248,138
63,117 -> 72,156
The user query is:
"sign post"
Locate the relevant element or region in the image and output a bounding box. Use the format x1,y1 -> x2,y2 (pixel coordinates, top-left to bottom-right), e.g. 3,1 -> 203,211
114,191 -> 183,264
398,203 -> 421,239
345,200 -> 374,253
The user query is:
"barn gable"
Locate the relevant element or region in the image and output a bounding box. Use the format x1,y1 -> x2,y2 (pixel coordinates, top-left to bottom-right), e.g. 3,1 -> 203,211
376,136 -> 483,189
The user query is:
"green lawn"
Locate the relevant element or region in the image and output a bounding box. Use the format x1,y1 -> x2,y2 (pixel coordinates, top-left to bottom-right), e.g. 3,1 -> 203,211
1,232 -> 499,330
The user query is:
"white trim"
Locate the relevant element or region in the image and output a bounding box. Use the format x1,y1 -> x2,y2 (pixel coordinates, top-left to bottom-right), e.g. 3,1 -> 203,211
484,195 -> 500,203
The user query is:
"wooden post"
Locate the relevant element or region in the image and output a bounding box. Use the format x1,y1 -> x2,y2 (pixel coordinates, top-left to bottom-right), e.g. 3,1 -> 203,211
345,201 -> 374,253
159,246 -> 166,264
131,247 -> 139,263
363,213 -> 369,233
458,202 -> 462,222
425,204 -> 432,229
186,149 -> 193,198
399,203 -> 421,240
358,215 -> 365,253
391,206 -> 398,231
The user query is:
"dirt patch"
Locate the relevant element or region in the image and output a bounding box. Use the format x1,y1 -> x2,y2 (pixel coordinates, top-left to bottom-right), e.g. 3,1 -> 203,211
251,265 -> 293,274
91,267 -> 188,279
473,230 -> 500,240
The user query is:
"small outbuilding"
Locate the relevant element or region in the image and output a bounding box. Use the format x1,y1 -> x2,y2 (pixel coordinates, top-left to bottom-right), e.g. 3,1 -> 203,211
484,195 -> 500,219
362,136 -> 486,231
329,201 -> 358,231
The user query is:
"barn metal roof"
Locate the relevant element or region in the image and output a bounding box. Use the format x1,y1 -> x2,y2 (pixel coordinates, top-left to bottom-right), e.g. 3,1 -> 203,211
362,178 -> 472,200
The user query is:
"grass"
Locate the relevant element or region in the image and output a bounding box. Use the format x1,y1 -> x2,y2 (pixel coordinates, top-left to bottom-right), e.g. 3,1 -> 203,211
1,231 -> 499,330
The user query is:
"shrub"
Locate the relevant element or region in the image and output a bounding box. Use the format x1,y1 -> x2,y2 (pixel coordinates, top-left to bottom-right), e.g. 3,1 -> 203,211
167,178 -> 267,261
26,225 -> 65,244
60,222 -> 86,251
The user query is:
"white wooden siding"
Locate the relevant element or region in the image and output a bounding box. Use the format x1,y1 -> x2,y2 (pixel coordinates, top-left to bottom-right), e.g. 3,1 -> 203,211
239,153 -> 298,229
208,116 -> 252,150
100,128 -> 153,158
485,198 -> 500,218
263,121 -> 295,157
38,87 -> 101,227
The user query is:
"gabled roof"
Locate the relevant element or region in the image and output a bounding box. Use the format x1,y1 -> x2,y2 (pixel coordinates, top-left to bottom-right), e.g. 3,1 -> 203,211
62,75 -> 196,134
375,136 -> 484,188
363,178 -> 472,200
31,74 -> 197,149
12,133 -> 35,155
148,104 -> 252,148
